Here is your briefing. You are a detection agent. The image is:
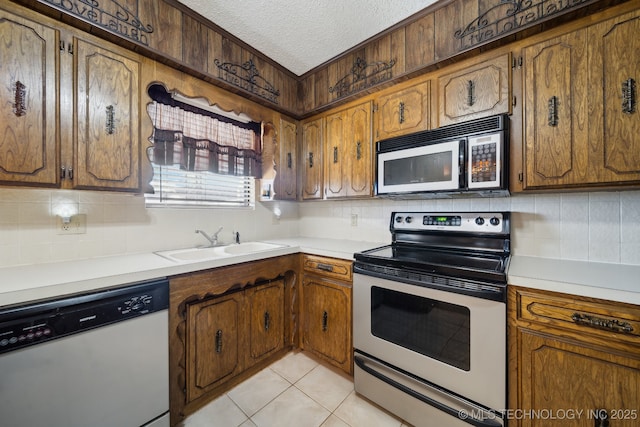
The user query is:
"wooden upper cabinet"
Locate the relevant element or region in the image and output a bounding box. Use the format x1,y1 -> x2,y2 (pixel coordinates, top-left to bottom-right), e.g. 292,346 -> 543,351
437,53 -> 512,127
590,11 -> 640,184
274,118 -> 298,200
0,8 -> 58,186
74,38 -> 140,190
522,29 -> 589,188
324,101 -> 372,199
0,3 -> 141,191
301,117 -> 324,200
375,80 -> 431,140
325,111 -> 346,198
522,8 -> 640,190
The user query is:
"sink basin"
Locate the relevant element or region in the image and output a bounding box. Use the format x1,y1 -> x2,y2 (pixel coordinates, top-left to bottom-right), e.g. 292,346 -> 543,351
155,241 -> 287,262
223,242 -> 285,255
155,246 -> 230,262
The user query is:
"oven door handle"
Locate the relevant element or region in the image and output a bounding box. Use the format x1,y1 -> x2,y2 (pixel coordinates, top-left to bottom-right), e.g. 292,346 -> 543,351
354,355 -> 502,427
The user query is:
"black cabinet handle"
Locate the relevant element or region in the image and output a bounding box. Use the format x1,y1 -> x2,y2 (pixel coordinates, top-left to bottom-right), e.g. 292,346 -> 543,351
322,311 -> 328,332
594,409 -> 609,427
105,105 -> 115,135
398,102 -> 405,124
264,311 -> 270,331
467,80 -> 475,106
356,141 -> 362,160
308,152 -> 314,168
622,78 -> 636,114
548,96 -> 558,127
287,152 -> 292,168
317,263 -> 334,272
13,81 -> 26,117
333,146 -> 338,163
572,312 -> 634,334
215,329 -> 223,353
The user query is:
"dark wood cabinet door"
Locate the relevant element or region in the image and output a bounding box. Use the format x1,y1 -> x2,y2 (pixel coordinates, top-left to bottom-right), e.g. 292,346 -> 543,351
514,327 -> 640,427
301,117 -> 323,200
275,118 -> 298,200
522,29 -> 589,188
302,277 -> 351,373
324,110 -> 346,198
0,9 -> 58,185
187,293 -> 243,402
590,11 -> 640,184
438,53 -> 511,126
376,80 -> 431,140
346,101 -> 372,197
74,37 -> 140,190
247,280 -> 285,363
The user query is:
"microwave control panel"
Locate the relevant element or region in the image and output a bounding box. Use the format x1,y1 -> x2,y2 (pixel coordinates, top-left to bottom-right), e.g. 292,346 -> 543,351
468,133 -> 502,189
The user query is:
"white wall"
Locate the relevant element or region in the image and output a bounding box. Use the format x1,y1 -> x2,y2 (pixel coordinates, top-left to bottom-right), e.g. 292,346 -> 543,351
0,187 -> 299,268
1,187 -> 639,268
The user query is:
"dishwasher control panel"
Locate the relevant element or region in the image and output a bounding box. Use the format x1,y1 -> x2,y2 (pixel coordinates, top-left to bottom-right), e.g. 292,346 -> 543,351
0,278 -> 169,354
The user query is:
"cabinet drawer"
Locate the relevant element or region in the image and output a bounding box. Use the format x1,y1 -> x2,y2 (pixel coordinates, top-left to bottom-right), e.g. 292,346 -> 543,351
512,287 -> 640,347
303,255 -> 352,282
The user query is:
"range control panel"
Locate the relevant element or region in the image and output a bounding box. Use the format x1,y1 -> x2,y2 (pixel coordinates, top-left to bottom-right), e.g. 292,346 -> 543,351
391,212 -> 508,234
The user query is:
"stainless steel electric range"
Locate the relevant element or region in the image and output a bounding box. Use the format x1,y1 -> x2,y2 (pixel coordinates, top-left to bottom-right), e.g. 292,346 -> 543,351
353,211 -> 510,427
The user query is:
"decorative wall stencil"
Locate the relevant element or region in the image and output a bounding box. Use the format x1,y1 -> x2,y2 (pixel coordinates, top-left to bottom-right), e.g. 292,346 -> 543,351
329,57 -> 396,99
455,0 -> 592,50
214,59 -> 280,104
42,0 -> 153,45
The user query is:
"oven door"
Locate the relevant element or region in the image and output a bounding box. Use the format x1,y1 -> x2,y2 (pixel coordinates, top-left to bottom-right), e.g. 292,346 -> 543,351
353,273 -> 505,419
376,139 -> 463,194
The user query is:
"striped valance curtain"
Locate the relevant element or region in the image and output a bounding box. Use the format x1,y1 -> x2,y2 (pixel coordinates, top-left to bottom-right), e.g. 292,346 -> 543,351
147,101 -> 262,177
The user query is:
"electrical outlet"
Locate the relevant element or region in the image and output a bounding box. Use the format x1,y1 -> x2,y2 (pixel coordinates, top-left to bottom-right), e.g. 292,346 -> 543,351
57,214 -> 87,235
351,213 -> 358,227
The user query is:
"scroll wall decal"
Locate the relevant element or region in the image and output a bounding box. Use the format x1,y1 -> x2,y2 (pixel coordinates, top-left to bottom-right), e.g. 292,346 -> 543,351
329,57 -> 396,99
42,0 -> 153,45
214,59 -> 281,104
454,0 -> 592,51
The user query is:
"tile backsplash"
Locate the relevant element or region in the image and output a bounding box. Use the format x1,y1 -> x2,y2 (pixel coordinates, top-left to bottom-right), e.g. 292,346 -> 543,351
1,187 -> 639,267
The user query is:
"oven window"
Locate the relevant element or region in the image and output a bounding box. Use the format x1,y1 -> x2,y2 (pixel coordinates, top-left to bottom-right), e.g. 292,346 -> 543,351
383,151 -> 452,185
371,286 -> 470,371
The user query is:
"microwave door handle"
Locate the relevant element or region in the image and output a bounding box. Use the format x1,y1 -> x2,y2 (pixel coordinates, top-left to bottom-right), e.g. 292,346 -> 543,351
459,139 -> 467,189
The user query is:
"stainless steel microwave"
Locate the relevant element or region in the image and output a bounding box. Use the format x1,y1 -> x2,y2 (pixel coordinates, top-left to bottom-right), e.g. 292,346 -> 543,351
376,114 -> 509,197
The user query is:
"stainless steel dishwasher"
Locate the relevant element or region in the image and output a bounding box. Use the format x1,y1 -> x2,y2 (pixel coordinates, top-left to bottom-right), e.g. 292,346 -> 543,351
0,278 -> 170,427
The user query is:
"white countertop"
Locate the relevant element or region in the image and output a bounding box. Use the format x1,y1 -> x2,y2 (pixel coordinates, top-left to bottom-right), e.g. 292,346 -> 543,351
1,238 -> 639,307
0,238 -> 384,307
507,255 -> 640,305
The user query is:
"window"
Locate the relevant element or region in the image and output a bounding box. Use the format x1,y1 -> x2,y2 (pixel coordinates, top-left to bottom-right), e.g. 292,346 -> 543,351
144,84 -> 262,208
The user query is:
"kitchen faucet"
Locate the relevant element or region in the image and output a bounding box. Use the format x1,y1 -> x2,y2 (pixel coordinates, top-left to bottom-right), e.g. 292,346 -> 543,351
195,227 -> 224,247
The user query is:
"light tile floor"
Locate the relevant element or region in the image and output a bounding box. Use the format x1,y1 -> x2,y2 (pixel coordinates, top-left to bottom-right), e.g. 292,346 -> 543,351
180,350 -> 411,427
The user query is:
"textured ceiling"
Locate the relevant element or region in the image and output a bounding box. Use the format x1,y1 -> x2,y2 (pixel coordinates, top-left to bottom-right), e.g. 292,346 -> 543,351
176,0 -> 439,76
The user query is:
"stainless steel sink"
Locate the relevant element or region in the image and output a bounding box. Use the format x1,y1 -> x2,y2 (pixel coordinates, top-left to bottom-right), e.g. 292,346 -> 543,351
155,241 -> 287,262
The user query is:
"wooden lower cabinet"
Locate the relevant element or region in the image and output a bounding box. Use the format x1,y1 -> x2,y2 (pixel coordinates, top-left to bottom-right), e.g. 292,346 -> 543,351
186,292 -> 243,402
508,286 -> 640,427
301,255 -> 353,374
246,280 -> 285,363
169,255 -> 298,426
